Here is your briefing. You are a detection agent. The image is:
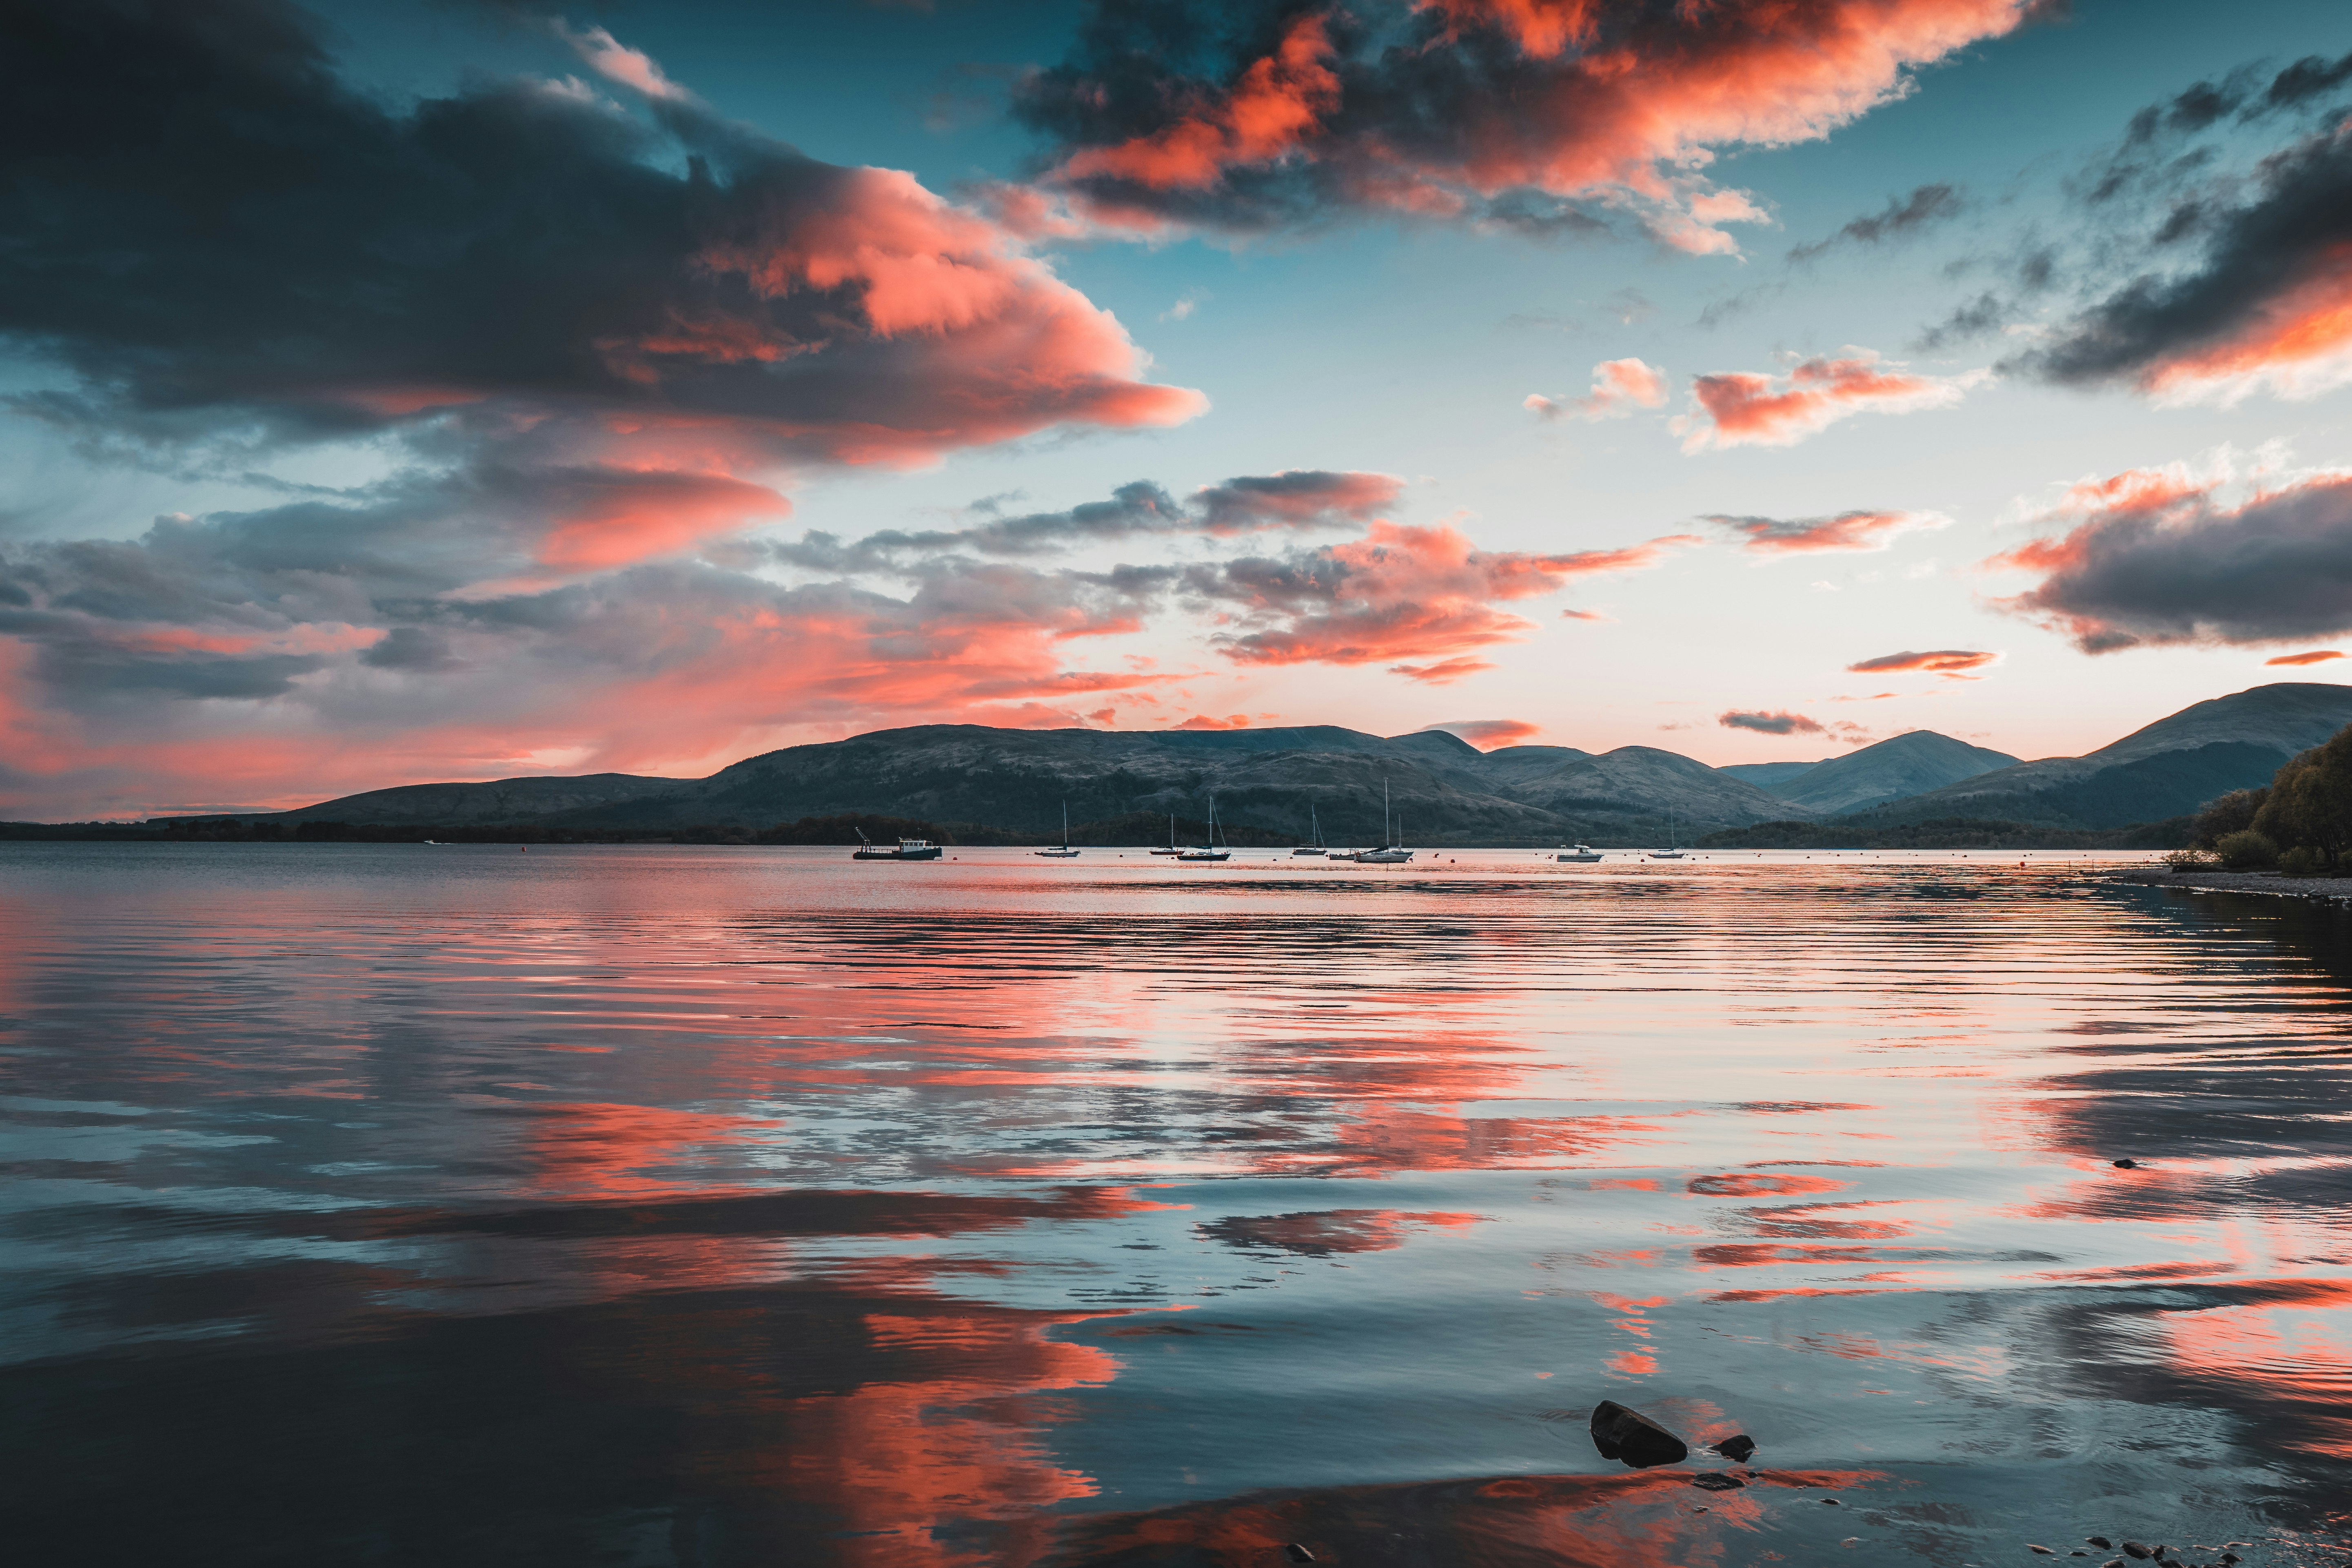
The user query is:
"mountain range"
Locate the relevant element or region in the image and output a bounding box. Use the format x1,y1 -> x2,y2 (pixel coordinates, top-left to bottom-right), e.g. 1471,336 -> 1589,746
240,681 -> 2352,845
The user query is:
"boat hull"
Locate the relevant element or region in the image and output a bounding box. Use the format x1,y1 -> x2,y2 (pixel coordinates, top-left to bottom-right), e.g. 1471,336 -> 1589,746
853,847 -> 942,861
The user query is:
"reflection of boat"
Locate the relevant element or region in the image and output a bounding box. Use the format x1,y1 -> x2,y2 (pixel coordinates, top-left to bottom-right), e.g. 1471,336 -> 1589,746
1034,801 -> 1080,858
1557,843 -> 1602,863
1149,812 -> 1183,855
1177,797 -> 1231,862
1355,779 -> 1413,865
1292,803 -> 1327,856
853,829 -> 942,861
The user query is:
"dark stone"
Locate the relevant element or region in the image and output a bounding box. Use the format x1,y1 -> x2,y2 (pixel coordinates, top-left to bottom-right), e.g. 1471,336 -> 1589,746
1824,1498 -> 1842,1506
2221,1556 -> 2241,1564
1692,1473 -> 1746,1491
1590,1401 -> 1689,1468
2114,1158 -> 2139,1169
2091,1540 -> 2115,1550
1713,1434 -> 1758,1462
1285,1548 -> 1316,1564
2034,1547 -> 2055,1555
2125,1545 -> 2155,1560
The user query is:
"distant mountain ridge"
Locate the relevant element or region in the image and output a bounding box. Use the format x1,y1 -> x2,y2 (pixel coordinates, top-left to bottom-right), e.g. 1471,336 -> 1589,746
242,681 -> 2352,843
1864,683 -> 2352,828
1768,731 -> 2020,814
281,723 -> 1807,842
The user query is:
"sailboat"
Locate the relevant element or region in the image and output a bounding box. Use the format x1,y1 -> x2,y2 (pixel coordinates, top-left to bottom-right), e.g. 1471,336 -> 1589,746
1176,796 -> 1231,862
1034,801 -> 1081,858
1356,779 -> 1412,865
1149,811 -> 1183,854
1291,803 -> 1328,856
1650,805 -> 1686,860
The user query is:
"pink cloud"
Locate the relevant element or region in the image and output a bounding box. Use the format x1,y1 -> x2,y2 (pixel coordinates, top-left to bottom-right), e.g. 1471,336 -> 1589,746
1201,525 -> 1697,670
1710,508 -> 1951,554
1846,649 -> 1999,676
1525,358 -> 1667,422
1036,1 -> 2037,253
2267,649 -> 2346,667
1423,718 -> 1542,749
1677,351 -> 1981,451
1058,14 -> 1340,192
1387,656 -> 1496,684
1984,462 -> 2352,653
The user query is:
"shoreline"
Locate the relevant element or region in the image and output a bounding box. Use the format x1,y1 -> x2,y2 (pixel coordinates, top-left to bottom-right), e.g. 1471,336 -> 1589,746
2109,866 -> 2352,903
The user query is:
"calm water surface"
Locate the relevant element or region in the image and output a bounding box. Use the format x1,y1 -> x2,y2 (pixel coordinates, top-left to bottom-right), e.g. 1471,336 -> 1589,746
3,844 -> 2349,1566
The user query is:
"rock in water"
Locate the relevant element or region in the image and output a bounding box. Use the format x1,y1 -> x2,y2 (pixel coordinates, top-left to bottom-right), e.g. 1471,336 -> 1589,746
1713,1434 -> 1758,1462
2114,1158 -> 2139,1169
2090,1540 -> 2115,1550
1692,1473 -> 1745,1491
2034,1548 -> 2055,1555
2124,1546 -> 2155,1560
1590,1401 -> 1689,1468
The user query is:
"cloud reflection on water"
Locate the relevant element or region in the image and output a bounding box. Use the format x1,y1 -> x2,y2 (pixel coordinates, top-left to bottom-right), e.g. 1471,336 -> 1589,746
2,849 -> 2349,1563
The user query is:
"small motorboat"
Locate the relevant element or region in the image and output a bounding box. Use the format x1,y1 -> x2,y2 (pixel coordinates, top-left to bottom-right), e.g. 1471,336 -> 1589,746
1557,844 -> 1602,863
852,829 -> 942,861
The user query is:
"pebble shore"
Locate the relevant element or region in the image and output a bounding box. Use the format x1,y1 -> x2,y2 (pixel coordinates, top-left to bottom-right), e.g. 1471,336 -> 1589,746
2109,867 -> 2352,902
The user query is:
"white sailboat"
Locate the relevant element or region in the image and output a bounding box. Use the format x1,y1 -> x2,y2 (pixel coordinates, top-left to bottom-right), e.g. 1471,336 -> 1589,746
1650,805 -> 1686,860
1149,811 -> 1182,854
1357,779 -> 1412,865
1034,801 -> 1081,858
1177,796 -> 1231,861
1291,803 -> 1328,856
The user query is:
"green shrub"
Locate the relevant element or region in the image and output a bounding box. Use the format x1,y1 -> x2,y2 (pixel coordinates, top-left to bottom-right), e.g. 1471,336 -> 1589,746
2161,847 -> 2218,871
2194,787 -> 2267,848
2214,829 -> 2279,869
2278,844 -> 2325,876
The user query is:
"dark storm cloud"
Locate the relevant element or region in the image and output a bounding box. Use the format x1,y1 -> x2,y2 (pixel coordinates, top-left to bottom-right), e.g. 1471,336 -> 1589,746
2261,49 -> 2352,111
761,470 -> 1403,570
1788,184 -> 1965,263
1007,0 -> 2033,246
0,0 -> 1197,464
1988,472 -> 2352,653
2019,119 -> 2352,399
1719,710 -> 1826,736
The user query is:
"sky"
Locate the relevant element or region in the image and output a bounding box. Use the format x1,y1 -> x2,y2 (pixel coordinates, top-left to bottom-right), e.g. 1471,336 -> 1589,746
3,0 -> 2351,816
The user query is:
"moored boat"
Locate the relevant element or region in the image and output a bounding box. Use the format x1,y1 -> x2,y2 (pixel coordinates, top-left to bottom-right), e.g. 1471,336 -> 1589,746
1034,801 -> 1080,858
852,829 -> 943,861
1557,843 -> 1602,863
1177,797 -> 1232,862
1292,802 -> 1328,856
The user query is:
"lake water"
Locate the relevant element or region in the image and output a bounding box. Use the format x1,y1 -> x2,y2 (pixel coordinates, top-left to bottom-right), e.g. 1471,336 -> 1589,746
3,843 -> 2348,1567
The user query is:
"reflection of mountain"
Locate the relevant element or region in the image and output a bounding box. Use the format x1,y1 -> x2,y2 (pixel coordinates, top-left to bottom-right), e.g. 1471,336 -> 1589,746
248,680 -> 2352,841
1867,683 -> 2352,828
